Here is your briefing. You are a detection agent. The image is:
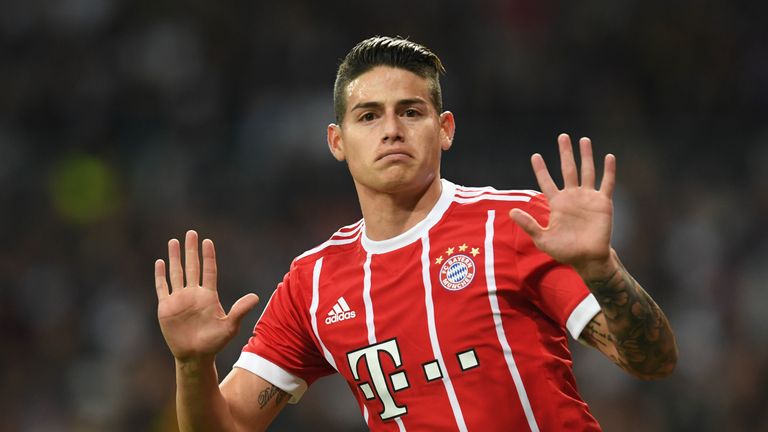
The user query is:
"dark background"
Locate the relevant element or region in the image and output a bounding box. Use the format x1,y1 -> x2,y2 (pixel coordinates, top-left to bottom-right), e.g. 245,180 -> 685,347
2,0 -> 767,430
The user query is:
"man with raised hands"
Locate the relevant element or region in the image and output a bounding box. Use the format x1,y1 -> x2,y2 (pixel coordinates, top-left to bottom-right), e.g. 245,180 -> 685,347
155,36 -> 677,431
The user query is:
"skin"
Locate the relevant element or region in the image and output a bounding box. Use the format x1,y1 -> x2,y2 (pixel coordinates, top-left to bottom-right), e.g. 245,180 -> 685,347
154,65 -> 677,431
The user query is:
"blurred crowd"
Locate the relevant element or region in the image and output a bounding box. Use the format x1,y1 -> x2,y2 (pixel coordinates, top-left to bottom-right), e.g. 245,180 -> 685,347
1,0 -> 766,430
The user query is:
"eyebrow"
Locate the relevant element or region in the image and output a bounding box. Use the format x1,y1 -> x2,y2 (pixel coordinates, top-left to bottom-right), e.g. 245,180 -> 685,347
350,98 -> 428,111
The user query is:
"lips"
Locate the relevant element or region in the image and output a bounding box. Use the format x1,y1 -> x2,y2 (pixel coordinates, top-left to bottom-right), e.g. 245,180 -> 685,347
376,150 -> 412,161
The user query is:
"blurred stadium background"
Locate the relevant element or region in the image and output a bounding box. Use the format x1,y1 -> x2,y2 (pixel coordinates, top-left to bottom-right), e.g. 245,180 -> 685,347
1,0 -> 767,430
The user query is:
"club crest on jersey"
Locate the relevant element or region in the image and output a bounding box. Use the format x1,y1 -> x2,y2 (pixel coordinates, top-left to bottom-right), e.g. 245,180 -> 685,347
439,254 -> 476,291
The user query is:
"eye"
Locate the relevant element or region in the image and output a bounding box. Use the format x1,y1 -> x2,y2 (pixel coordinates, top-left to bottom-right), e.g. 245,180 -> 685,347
359,112 -> 376,122
403,108 -> 421,117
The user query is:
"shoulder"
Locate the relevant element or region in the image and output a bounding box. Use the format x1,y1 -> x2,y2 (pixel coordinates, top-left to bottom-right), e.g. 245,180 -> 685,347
444,181 -> 552,230
291,218 -> 364,268
448,181 -> 543,208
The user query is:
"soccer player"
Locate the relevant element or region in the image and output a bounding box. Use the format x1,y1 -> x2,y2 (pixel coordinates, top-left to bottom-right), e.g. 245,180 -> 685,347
154,36 -> 677,431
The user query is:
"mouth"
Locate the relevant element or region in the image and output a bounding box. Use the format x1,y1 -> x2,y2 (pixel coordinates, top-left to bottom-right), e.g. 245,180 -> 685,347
376,151 -> 412,162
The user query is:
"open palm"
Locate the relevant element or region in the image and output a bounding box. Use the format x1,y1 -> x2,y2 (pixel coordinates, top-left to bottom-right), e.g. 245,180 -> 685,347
155,231 -> 259,362
510,134 -> 616,273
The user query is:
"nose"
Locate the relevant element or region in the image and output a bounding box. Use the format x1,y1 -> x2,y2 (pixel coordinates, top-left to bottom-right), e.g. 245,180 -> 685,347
382,112 -> 404,143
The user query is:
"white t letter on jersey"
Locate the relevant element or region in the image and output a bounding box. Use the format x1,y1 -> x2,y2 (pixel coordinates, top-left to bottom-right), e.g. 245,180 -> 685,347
346,338 -> 408,420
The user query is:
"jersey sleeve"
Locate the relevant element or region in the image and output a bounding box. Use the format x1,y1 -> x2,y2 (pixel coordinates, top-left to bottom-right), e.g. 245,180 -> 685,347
512,194 -> 601,339
233,262 -> 335,403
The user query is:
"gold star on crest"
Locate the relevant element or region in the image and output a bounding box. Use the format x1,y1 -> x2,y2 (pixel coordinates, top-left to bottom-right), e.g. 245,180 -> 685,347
435,256 -> 444,265
458,243 -> 468,252
470,247 -> 480,257
446,247 -> 455,255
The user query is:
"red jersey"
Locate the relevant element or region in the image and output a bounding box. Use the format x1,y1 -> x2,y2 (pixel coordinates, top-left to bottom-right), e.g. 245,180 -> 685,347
235,179 -> 602,431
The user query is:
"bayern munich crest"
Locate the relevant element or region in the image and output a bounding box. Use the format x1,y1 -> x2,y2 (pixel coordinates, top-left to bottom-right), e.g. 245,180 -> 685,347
439,254 -> 476,291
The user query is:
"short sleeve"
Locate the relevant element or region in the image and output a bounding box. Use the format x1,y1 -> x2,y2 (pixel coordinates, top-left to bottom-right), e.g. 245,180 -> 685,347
234,264 -> 335,403
513,194 -> 601,339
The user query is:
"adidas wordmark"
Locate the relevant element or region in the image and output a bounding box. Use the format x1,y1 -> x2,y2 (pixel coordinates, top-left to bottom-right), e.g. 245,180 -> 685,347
325,297 -> 357,325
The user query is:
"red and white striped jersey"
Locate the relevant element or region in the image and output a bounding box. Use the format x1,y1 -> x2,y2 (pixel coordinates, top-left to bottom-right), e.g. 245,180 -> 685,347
235,179 -> 603,431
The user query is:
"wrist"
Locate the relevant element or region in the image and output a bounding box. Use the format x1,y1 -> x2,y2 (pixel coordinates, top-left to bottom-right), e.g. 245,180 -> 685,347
573,248 -> 620,283
175,355 -> 216,376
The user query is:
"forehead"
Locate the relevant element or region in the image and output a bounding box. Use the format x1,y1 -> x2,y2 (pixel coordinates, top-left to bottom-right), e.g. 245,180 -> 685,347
344,66 -> 431,108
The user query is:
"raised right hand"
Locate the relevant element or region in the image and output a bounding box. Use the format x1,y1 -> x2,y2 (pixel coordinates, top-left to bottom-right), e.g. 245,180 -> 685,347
155,230 -> 260,362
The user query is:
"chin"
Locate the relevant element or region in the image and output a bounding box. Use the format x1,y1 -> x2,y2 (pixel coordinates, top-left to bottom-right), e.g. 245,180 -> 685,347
377,172 -> 435,194
352,164 -> 437,195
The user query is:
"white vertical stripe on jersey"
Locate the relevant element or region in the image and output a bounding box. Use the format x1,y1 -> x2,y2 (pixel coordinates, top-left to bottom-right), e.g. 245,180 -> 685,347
309,258 -> 338,370
361,253 -> 408,431
484,210 -> 541,432
363,253 -> 376,344
420,235 -> 469,432
395,416 -> 406,431
360,253 -> 375,429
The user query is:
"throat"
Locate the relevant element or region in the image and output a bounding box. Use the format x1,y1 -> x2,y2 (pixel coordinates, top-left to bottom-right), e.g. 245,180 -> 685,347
358,177 -> 443,241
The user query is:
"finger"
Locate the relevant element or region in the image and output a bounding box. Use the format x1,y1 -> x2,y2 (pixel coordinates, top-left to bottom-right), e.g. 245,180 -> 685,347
202,239 -> 217,291
509,208 -> 545,240
155,259 -> 170,300
600,154 -> 617,197
168,239 -> 184,291
227,293 -> 260,327
558,133 -> 579,188
531,154 -> 559,197
185,230 -> 200,288
579,137 -> 596,189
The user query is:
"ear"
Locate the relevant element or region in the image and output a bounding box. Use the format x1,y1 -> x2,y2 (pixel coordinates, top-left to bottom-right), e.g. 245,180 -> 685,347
327,123 -> 346,161
439,111 -> 455,151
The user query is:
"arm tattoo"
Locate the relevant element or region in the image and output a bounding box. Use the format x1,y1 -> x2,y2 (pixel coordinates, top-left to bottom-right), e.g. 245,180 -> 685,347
583,320 -> 613,348
258,385 -> 289,409
585,256 -> 677,379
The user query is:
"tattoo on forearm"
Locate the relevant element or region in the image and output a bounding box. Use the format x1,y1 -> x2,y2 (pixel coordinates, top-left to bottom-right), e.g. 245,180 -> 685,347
583,320 -> 613,348
258,385 -> 289,409
585,257 -> 677,378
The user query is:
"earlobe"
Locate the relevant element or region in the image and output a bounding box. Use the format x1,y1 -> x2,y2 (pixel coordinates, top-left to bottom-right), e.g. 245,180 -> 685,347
327,123 -> 346,161
442,133 -> 453,151
439,111 -> 456,151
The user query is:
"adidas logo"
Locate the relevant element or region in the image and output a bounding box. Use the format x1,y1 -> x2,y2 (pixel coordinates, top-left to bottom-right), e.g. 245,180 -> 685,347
325,297 -> 357,325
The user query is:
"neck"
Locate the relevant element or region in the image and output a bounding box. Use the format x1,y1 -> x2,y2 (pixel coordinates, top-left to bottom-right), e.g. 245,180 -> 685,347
356,176 -> 443,241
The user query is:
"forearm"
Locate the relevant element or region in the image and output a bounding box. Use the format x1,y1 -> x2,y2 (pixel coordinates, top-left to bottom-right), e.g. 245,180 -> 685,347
175,358 -> 239,432
578,249 -> 678,379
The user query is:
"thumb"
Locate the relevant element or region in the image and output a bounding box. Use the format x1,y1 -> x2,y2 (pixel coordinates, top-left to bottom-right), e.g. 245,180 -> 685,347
227,293 -> 260,327
509,208 -> 544,240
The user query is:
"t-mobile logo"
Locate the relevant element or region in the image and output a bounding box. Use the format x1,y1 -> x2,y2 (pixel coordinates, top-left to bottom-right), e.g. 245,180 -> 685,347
346,339 -> 409,420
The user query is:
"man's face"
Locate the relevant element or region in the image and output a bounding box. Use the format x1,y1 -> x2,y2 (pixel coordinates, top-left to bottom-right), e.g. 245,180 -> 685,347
327,66 -> 454,195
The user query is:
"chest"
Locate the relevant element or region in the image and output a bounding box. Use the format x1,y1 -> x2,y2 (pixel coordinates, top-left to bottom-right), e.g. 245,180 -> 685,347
311,218 -> 532,391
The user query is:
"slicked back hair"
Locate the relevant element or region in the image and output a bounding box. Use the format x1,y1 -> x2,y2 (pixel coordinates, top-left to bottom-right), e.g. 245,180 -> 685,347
333,36 -> 445,124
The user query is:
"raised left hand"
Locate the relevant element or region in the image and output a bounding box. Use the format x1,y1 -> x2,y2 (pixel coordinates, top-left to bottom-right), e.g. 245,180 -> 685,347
509,133 -> 616,279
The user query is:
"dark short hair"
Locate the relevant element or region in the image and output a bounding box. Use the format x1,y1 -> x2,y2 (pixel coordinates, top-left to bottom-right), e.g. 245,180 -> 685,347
333,36 -> 445,124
